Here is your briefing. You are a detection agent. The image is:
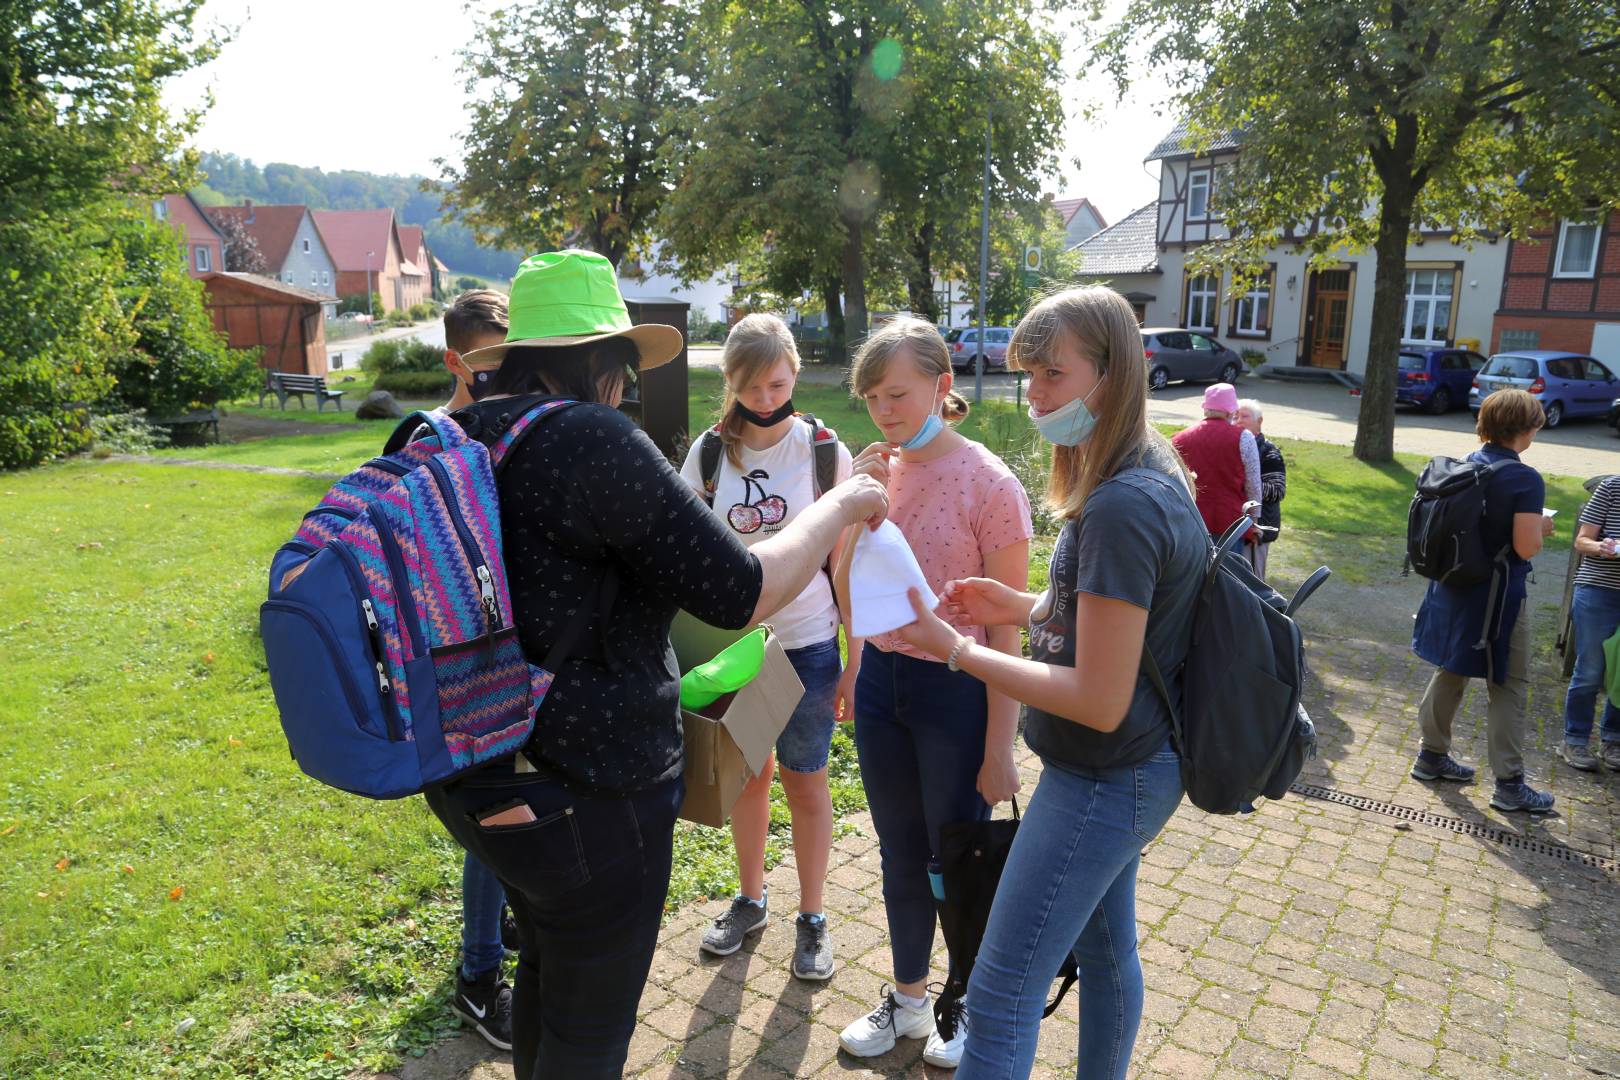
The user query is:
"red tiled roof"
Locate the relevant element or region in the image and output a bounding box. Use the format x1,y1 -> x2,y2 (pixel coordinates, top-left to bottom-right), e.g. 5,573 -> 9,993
311,208 -> 397,272
1050,197 -> 1107,230
203,204 -> 311,269
397,224 -> 426,260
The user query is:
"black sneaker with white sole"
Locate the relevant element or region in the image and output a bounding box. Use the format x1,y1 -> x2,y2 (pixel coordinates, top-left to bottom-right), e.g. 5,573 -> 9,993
452,967 -> 513,1051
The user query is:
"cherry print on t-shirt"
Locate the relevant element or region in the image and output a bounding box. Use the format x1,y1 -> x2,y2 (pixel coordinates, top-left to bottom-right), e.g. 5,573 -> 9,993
728,469 -> 788,534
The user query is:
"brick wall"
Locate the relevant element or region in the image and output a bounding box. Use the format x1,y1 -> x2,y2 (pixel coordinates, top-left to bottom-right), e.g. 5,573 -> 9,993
1490,315 -> 1593,354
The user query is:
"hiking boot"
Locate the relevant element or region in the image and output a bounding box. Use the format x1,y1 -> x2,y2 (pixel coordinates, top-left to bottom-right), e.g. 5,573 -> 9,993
839,987 -> 934,1057
1490,778 -> 1555,814
1603,742 -> 1620,772
1559,741 -> 1600,772
451,967 -> 513,1051
792,914 -> 833,981
1411,753 -> 1475,782
923,993 -> 967,1068
700,894 -> 767,957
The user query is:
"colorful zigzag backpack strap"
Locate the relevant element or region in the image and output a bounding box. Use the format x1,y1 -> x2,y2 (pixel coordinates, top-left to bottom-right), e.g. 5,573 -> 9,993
489,398 -> 579,469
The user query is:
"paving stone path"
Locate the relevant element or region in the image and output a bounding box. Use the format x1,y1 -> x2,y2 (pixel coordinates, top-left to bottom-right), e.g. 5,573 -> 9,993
390,556 -> 1620,1080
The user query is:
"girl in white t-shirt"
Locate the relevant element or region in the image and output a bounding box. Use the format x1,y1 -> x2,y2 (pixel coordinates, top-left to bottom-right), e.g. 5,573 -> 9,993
678,314 -> 855,981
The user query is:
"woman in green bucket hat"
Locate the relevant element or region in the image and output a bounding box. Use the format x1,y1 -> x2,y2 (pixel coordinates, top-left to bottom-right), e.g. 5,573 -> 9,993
423,250 -> 890,1079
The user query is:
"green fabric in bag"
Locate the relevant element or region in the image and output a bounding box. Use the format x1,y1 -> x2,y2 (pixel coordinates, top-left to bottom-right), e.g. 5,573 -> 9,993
680,627 -> 768,710
1604,624 -> 1620,703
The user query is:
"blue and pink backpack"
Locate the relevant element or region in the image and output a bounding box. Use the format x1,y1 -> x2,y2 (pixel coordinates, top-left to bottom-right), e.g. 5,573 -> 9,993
260,400 -> 576,798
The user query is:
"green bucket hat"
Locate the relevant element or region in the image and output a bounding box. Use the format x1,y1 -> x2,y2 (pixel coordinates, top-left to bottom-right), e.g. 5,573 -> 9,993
461,249 -> 684,371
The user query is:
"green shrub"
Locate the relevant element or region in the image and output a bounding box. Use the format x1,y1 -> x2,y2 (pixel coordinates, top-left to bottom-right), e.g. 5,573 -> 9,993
361,338 -> 444,376
104,213 -> 261,418
337,293 -> 382,317
88,410 -> 167,456
455,275 -> 482,291
374,370 -> 453,398
381,309 -> 413,328
407,301 -> 439,321
688,310 -> 728,343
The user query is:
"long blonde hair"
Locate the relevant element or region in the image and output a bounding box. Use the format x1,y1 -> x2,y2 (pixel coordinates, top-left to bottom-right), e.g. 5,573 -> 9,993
1008,286 -> 1190,519
849,316 -> 969,423
719,313 -> 801,467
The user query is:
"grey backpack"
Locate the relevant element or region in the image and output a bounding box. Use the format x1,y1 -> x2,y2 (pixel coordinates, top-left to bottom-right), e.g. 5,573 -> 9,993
1136,483 -> 1330,815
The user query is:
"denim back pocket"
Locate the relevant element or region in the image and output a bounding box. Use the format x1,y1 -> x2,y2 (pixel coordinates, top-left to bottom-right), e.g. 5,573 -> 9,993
473,804 -> 591,895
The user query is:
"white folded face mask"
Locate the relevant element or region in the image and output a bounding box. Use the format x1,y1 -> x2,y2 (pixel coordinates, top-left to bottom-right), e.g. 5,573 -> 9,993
848,520 -> 938,638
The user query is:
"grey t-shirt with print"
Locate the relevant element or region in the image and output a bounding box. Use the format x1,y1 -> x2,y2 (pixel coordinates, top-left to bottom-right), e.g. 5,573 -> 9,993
1024,453 -> 1207,772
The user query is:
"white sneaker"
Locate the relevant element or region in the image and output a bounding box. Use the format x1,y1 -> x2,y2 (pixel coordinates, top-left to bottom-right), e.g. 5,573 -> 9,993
839,987 -> 934,1057
923,997 -> 966,1068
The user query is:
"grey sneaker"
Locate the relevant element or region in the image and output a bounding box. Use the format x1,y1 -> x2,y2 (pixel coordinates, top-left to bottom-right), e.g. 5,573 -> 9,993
1490,778 -> 1555,814
1603,742 -> 1620,771
792,914 -> 833,981
700,894 -> 767,957
1560,741 -> 1600,772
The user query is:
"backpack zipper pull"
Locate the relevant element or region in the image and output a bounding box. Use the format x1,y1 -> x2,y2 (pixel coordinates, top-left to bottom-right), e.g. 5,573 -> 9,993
476,565 -> 498,665
360,598 -> 392,694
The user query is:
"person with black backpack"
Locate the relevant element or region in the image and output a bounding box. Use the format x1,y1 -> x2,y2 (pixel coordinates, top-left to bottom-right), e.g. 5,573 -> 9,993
1410,388 -> 1557,813
894,286 -> 1205,1080
677,314 -> 855,981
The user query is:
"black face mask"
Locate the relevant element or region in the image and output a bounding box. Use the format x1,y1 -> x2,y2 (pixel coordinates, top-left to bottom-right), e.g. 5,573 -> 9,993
733,399 -> 795,427
465,368 -> 498,401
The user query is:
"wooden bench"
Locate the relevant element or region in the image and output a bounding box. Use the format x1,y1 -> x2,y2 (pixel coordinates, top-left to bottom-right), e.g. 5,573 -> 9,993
261,372 -> 346,412
151,408 -> 221,444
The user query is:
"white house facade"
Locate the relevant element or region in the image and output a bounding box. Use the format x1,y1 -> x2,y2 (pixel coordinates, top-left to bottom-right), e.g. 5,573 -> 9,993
1077,122 -> 1510,375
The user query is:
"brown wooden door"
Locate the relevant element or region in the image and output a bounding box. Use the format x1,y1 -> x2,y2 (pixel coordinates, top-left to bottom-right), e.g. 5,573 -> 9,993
1307,270 -> 1351,369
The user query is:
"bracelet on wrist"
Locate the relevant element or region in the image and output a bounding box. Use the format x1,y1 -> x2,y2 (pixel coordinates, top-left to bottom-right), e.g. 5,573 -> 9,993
946,636 -> 971,672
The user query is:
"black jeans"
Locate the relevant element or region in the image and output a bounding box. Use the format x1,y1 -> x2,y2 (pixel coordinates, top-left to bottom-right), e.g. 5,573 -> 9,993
425,759 -> 683,1079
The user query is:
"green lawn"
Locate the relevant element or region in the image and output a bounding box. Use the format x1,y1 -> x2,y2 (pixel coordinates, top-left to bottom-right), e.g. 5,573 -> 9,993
3,372 -> 1593,1077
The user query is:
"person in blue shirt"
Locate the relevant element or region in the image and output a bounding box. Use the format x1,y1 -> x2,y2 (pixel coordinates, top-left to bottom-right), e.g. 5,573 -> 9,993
1410,389 -> 1558,812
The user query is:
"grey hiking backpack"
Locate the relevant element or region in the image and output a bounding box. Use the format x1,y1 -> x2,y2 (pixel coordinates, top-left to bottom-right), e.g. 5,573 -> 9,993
1138,493 -> 1331,815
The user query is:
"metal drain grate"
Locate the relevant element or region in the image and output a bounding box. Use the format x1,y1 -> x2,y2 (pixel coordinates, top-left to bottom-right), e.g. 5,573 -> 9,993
1288,783 -> 1619,875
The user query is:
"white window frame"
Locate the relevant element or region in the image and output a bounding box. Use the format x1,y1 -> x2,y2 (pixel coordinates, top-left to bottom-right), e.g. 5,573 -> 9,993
302,238 -> 311,254
194,245 -> 211,272
1234,275 -> 1270,335
1554,217 -> 1600,278
311,270 -> 319,287
1187,170 -> 1211,222
1401,269 -> 1454,345
153,200 -> 168,221
1186,274 -> 1219,333
322,270 -> 330,286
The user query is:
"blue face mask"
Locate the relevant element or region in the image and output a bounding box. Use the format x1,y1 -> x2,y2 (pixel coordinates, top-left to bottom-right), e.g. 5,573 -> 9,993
898,378 -> 946,450
1029,377 -> 1104,446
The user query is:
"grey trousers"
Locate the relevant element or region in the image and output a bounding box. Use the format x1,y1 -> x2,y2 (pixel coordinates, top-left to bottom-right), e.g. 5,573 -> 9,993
1416,605 -> 1529,781
1246,541 -> 1269,580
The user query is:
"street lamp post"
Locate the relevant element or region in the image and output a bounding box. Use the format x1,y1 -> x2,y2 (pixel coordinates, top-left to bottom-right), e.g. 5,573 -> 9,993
975,102 -> 991,405
366,250 -> 375,321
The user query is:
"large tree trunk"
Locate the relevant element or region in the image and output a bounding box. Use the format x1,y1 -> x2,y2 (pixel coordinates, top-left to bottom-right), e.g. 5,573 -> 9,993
841,214 -> 868,354
822,276 -> 846,365
1354,194 -> 1412,463
906,217 -> 939,323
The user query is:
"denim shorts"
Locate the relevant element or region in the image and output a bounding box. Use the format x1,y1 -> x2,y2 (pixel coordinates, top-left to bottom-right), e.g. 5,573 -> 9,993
777,638 -> 841,772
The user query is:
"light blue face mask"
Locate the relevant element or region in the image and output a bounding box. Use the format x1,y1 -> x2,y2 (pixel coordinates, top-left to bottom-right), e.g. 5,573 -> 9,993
1029,377 -> 1105,446
899,378 -> 946,450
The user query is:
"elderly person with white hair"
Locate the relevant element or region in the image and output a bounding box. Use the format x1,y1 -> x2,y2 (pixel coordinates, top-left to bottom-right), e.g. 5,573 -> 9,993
1235,398 -> 1286,578
1171,382 -> 1262,544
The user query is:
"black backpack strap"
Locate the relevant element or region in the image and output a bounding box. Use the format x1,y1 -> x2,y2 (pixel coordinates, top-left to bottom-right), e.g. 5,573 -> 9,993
540,565 -> 620,673
799,413 -> 839,499
698,428 -> 723,506
1140,644 -> 1186,754
1043,957 -> 1080,1018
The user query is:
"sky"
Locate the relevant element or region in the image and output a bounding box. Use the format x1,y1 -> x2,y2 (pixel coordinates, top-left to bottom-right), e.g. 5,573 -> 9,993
161,0 -> 1176,227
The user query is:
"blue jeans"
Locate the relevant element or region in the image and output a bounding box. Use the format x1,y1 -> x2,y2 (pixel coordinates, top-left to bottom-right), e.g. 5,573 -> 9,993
425,759 -> 683,1080
461,852 -> 507,980
778,638 -> 841,772
853,644 -> 989,984
958,744 -> 1184,1080
1563,584 -> 1620,745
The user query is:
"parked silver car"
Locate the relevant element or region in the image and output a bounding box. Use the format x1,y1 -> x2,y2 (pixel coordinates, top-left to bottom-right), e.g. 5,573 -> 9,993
946,326 -> 1013,372
1141,328 -> 1244,390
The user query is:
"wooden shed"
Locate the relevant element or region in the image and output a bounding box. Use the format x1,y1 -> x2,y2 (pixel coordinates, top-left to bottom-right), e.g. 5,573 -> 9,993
199,272 -> 336,376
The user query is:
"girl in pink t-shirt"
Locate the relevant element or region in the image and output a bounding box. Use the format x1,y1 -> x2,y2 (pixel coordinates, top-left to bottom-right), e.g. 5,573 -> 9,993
832,317 -> 1033,1066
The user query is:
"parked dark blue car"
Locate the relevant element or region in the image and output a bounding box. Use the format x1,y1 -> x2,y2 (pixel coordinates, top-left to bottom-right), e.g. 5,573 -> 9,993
1396,347 -> 1485,414
1469,350 -> 1620,428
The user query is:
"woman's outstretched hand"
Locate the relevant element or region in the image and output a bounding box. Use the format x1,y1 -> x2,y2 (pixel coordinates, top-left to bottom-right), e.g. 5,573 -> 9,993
939,577 -> 1036,630
895,587 -> 963,661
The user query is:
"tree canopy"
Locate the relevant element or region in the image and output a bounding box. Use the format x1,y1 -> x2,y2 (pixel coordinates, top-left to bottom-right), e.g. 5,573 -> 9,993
437,0 -> 697,270
1093,0 -> 1620,461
